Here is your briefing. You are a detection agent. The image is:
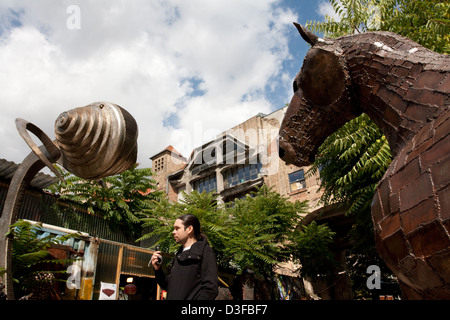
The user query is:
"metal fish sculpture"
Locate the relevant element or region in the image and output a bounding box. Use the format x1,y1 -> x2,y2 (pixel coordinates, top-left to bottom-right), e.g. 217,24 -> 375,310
54,102 -> 138,180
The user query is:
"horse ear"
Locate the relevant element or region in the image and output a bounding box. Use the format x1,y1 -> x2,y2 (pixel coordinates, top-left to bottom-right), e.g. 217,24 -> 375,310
293,22 -> 319,46
299,48 -> 350,106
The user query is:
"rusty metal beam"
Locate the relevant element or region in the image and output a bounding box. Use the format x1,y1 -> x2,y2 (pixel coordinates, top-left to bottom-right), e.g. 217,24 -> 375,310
0,145 -> 60,299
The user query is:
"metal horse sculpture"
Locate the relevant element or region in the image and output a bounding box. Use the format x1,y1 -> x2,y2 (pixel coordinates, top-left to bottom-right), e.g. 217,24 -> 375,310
279,23 -> 450,299
0,102 -> 138,299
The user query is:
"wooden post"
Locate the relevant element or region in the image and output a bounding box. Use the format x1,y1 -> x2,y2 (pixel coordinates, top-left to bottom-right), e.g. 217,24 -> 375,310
156,284 -> 161,300
114,246 -> 123,300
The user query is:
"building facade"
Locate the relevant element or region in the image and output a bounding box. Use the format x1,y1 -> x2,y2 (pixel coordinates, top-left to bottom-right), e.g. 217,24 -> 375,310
150,106 -> 323,212
149,106 -> 358,300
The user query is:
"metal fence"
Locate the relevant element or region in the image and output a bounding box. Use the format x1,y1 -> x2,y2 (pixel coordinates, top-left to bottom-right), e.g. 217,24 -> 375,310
93,239 -> 158,300
0,182 -> 143,245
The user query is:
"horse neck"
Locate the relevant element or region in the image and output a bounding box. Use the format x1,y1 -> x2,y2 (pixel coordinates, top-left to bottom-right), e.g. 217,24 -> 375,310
340,31 -> 449,157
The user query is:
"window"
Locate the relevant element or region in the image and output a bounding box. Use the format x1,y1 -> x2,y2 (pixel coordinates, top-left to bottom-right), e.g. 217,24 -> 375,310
226,191 -> 256,207
153,158 -> 164,173
193,174 -> 217,194
288,170 -> 306,192
224,162 -> 262,188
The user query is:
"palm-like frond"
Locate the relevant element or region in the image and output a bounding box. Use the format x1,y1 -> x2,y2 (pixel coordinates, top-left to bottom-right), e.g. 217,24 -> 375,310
379,0 -> 450,54
6,220 -> 80,297
46,164 -> 160,238
290,221 -> 337,279
138,186 -> 309,278
309,114 -> 392,213
306,0 -> 449,54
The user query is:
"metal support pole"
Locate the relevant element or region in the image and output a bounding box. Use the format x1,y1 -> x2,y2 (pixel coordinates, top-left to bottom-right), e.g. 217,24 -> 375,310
0,147 -> 59,299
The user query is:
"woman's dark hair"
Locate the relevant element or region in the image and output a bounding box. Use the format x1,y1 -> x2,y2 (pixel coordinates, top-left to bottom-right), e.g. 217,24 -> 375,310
177,214 -> 204,241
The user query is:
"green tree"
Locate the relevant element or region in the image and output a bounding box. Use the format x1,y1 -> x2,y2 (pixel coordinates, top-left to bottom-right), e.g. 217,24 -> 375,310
379,0 -> 450,54
1,220 -> 78,300
307,0 -> 382,37
307,0 -> 449,54
175,191 -> 230,263
289,221 -> 336,279
138,191 -> 229,255
47,164 -> 161,238
309,114 -> 391,219
139,186 -> 310,279
224,186 -> 308,277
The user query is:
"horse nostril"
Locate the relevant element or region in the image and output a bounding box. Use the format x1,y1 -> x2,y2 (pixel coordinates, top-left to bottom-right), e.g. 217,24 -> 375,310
279,145 -> 286,159
293,80 -> 298,93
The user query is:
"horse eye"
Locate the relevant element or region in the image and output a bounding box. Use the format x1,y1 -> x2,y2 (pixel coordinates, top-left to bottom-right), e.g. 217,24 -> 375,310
293,80 -> 298,93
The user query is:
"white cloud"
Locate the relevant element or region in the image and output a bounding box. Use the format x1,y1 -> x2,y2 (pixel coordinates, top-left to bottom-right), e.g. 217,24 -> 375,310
0,0 -> 296,171
317,1 -> 341,22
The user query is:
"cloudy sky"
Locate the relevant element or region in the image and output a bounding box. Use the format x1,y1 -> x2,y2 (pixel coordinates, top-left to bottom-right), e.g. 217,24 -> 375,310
0,0 -> 333,171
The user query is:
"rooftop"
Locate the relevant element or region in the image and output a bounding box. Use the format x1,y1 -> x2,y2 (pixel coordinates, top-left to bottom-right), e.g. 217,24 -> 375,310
149,145 -> 187,162
0,158 -> 59,189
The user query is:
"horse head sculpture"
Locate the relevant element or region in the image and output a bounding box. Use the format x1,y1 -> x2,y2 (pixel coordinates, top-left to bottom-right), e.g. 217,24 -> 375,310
279,23 -> 450,299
